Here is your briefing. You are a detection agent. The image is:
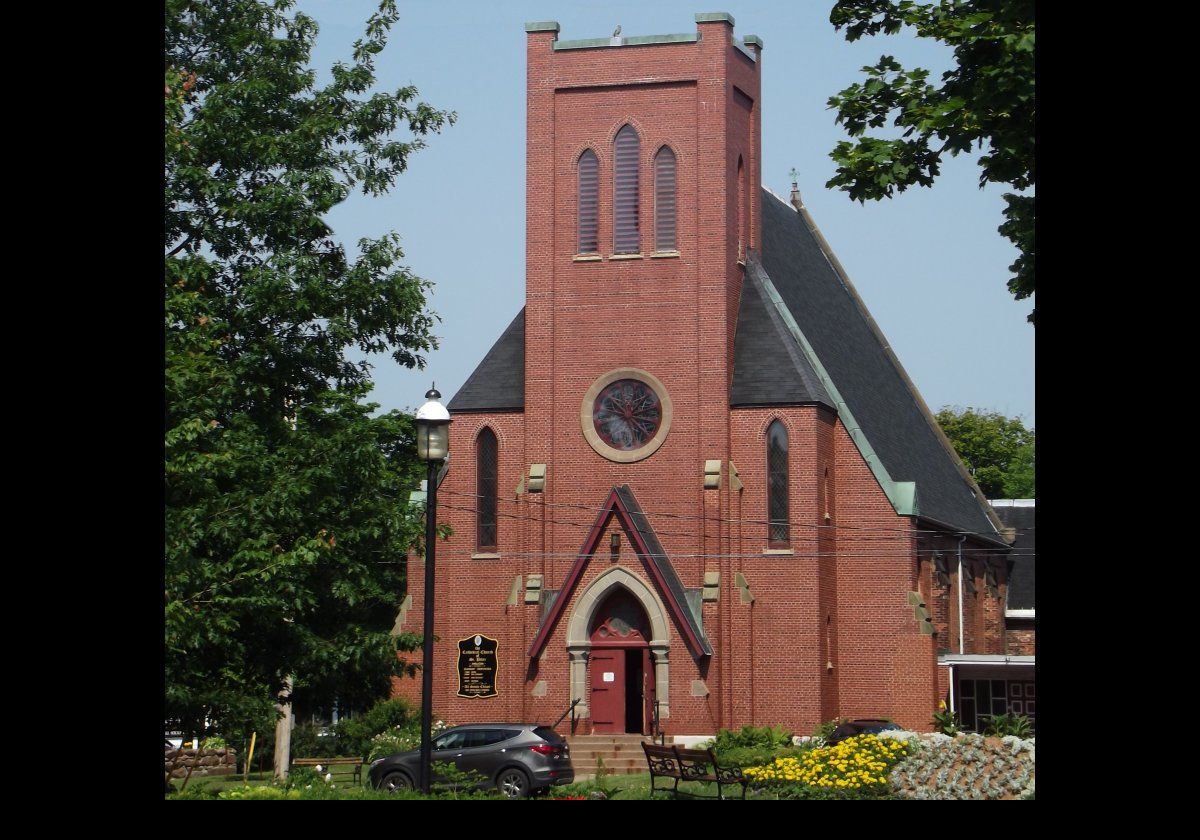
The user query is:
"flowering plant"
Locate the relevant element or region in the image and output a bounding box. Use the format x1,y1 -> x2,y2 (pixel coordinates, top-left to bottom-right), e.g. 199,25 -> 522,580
744,734 -> 908,791
931,700 -> 961,736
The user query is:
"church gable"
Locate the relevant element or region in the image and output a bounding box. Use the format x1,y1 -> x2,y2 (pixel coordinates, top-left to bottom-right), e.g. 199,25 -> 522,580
527,485 -> 712,660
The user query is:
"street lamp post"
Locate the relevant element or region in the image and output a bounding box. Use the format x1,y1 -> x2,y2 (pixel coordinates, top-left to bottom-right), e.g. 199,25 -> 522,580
414,386 -> 450,795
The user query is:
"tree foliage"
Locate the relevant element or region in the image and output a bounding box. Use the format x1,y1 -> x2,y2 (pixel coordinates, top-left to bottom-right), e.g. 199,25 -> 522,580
935,406 -> 1034,498
826,1 -> 1034,322
165,0 -> 452,738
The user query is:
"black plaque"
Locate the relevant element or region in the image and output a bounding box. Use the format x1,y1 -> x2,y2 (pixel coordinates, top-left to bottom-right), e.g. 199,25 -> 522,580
457,634 -> 499,698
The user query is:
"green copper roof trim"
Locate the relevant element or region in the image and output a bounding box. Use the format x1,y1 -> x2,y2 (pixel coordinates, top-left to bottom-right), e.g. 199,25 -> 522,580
624,32 -> 700,45
695,12 -> 735,25
554,33 -> 699,50
743,35 -> 763,49
753,261 -> 920,518
525,21 -> 560,33
732,37 -> 756,61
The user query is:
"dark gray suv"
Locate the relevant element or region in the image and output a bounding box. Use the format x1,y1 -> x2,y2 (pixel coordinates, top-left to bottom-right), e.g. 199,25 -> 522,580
368,724 -> 574,798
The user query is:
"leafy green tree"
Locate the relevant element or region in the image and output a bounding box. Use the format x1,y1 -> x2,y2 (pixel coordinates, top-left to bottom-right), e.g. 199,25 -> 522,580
165,0 -> 452,741
826,1 -> 1034,321
935,406 -> 1034,498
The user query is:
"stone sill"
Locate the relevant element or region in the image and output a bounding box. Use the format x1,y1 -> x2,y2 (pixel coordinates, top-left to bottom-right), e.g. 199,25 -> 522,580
471,552 -> 501,560
609,253 -> 643,260
651,251 -> 680,258
573,254 -> 602,262
762,548 -> 793,555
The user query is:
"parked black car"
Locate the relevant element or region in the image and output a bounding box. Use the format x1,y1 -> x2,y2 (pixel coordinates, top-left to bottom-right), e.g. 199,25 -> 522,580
825,718 -> 902,746
368,723 -> 574,798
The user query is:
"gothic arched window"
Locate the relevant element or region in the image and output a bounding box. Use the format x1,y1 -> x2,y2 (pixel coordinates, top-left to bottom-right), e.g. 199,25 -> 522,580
578,149 -> 599,254
613,125 -> 640,254
654,146 -> 677,253
477,428 -> 498,551
767,420 -> 789,545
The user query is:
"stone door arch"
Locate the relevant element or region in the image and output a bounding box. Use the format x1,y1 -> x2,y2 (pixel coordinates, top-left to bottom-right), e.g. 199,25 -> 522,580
566,566 -> 671,723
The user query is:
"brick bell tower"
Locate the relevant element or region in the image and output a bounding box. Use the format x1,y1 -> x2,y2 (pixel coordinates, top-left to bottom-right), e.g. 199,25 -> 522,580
503,14 -> 766,733
522,11 -> 762,556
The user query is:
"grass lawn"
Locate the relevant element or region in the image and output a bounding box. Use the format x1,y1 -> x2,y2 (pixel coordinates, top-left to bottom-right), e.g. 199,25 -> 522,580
168,766 -> 749,800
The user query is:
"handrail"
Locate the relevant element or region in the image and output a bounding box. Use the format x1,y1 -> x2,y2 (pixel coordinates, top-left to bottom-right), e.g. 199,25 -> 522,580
653,700 -> 664,745
553,698 -> 582,733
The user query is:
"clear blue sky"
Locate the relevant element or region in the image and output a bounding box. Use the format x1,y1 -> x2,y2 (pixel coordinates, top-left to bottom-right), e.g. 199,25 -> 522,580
297,0 -> 1034,425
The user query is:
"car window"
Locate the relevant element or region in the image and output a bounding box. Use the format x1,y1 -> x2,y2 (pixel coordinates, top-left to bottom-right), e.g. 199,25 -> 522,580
434,731 -> 465,750
462,730 -> 493,748
533,726 -> 564,744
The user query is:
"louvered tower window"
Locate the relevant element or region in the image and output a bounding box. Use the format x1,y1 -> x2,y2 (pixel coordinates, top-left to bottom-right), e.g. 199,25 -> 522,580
767,420 -> 789,545
477,428 -> 498,551
654,146 -> 677,252
577,149 -> 599,254
613,125 -> 640,254
737,156 -> 747,260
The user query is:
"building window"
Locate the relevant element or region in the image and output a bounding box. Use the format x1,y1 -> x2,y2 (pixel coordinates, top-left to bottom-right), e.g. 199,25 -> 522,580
577,149 -> 599,254
477,428 -> 498,551
737,156 -> 746,261
613,125 -> 640,254
767,420 -> 789,545
653,146 -> 677,252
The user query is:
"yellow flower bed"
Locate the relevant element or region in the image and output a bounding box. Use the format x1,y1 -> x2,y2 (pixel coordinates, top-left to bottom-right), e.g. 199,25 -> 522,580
744,735 -> 908,789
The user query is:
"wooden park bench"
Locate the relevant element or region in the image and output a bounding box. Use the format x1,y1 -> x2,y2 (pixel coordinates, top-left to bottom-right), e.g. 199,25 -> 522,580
642,742 -> 747,800
292,757 -> 363,784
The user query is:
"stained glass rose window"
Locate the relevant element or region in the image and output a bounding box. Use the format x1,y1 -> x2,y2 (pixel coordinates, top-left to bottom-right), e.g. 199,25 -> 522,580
592,379 -> 662,451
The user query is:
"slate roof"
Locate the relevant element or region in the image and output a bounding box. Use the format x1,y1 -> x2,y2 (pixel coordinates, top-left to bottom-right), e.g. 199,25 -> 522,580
731,263 -> 833,407
990,501 -> 1035,610
446,309 -> 525,412
754,190 -> 1001,541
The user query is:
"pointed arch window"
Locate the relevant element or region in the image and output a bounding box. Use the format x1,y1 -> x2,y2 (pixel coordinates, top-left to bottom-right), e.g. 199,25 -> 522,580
577,149 -> 599,254
613,125 -> 640,254
654,146 -> 677,253
737,156 -> 747,261
477,428 -> 498,551
767,420 -> 789,545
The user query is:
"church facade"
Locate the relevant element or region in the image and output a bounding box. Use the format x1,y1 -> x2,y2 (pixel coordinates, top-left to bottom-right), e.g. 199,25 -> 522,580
393,13 -> 1015,737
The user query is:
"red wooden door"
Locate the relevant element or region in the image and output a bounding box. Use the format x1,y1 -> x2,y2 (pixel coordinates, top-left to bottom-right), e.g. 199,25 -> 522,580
589,649 -> 625,734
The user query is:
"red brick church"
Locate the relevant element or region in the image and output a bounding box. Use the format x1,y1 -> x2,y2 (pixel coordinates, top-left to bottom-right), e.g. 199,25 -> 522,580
393,13 -> 1022,737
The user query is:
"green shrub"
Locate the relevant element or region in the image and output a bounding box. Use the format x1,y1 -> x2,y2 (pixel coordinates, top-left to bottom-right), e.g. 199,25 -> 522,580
811,717 -> 844,743
335,698 -> 415,758
712,724 -> 794,752
982,712 -> 1033,738
289,723 -> 339,759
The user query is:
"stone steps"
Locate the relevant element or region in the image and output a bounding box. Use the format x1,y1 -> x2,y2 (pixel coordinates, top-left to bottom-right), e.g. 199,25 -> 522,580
566,734 -> 662,777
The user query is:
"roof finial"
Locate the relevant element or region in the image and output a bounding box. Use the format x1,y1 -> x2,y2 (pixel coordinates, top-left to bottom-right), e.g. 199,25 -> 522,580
613,24 -> 621,37
788,168 -> 803,211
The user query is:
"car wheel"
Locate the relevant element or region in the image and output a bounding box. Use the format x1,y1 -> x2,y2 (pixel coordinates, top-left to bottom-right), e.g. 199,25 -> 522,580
496,767 -> 531,799
381,770 -> 413,793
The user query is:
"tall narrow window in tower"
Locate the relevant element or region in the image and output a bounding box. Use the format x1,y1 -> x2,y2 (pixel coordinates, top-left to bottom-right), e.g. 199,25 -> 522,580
767,420 -> 789,545
613,125 -> 640,254
578,149 -> 599,254
654,146 -> 677,252
477,428 -> 498,551
737,156 -> 747,261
